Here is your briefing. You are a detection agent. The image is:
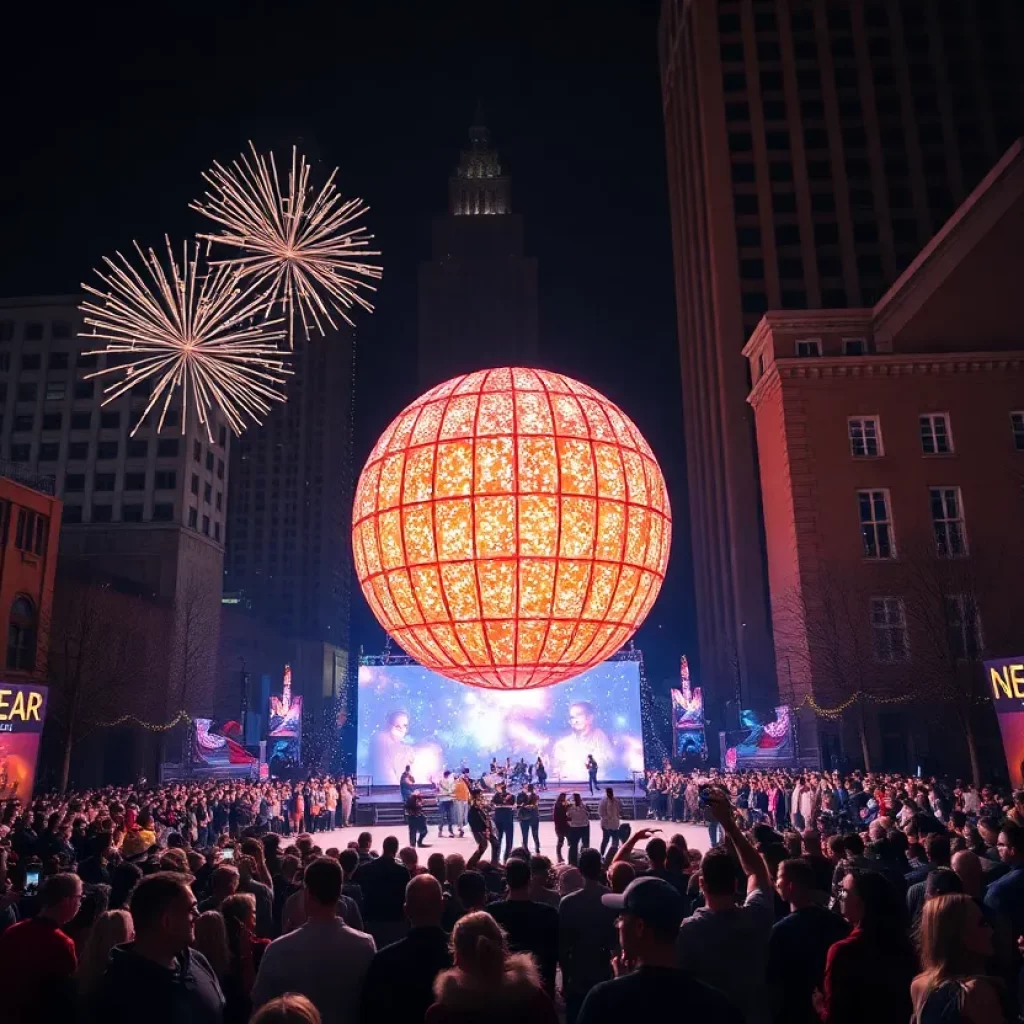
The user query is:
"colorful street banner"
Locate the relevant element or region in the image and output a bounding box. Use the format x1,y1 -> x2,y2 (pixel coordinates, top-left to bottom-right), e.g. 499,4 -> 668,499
0,682 -> 48,801
985,655 -> 1024,787
268,664 -> 302,765
672,655 -> 706,757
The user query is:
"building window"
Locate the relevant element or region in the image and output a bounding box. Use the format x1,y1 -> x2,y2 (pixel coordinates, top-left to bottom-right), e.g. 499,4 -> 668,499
77,353 -> 98,369
203,483 -> 212,504
63,504 -> 82,524
125,472 -> 146,491
152,503 -> 174,522
38,442 -> 59,462
214,522 -> 221,541
188,506 -> 198,529
858,489 -> 895,559
0,321 -> 12,342
945,594 -> 982,660
100,411 -> 121,429
871,597 -> 908,663
1011,412 -> 1024,451
157,438 -> 179,458
67,442 -> 89,461
7,596 -> 36,672
127,439 -> 148,459
64,473 -> 85,493
42,413 -> 61,431
91,503 -> 113,523
848,417 -> 882,458
122,503 -> 143,522
13,415 -> 33,432
74,381 -> 94,400
191,473 -> 200,495
45,381 -> 66,402
217,458 -> 225,480
218,425 -> 227,447
20,353 -> 41,371
205,450 -> 214,471
9,444 -> 30,462
51,322 -> 72,341
70,412 -> 91,430
215,491 -> 222,511
202,515 -> 210,536
193,440 -> 202,462
16,383 -> 37,403
930,487 -> 967,557
97,441 -> 118,460
920,413 -> 953,454
795,338 -> 822,357
842,337 -> 867,355
94,473 -> 115,492
154,471 -> 177,490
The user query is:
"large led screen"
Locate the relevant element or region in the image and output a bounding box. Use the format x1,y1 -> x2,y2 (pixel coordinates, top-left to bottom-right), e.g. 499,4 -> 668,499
358,659 -> 644,784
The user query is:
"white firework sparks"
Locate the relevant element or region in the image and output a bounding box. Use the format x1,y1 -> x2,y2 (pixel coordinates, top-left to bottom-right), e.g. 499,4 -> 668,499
190,142 -> 382,346
79,238 -> 292,440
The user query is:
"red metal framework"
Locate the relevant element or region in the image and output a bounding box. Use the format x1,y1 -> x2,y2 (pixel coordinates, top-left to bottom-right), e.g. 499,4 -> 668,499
352,367 -> 671,688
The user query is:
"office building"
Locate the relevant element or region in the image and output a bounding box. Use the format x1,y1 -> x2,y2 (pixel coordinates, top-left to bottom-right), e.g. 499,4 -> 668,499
223,335 -> 353,728
743,141 -> 1024,770
658,0 -> 1024,714
0,296 -> 229,717
417,110 -> 539,388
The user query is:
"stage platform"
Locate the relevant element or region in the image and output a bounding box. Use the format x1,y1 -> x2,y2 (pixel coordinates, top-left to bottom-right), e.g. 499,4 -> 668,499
302,818 -> 712,859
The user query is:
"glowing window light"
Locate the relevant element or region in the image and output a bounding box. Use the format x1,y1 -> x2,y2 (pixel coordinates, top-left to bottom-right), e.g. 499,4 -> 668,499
352,367 -> 672,689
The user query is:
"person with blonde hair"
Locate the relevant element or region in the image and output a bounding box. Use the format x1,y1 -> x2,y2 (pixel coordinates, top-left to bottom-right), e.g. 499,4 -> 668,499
425,910 -> 557,1024
75,909 -> 134,998
192,909 -> 230,981
911,893 -> 1006,1023
250,992 -> 322,1024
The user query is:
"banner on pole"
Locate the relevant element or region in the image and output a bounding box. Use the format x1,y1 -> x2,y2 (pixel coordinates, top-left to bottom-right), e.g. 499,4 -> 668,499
985,655 -> 1024,787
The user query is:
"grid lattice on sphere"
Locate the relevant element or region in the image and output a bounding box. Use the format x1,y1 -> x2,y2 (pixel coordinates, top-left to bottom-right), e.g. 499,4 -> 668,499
352,367 -> 672,688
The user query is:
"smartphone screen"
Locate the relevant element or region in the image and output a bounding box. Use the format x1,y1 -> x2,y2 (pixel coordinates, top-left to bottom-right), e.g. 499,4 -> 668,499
24,868 -> 40,894
220,847 -> 234,862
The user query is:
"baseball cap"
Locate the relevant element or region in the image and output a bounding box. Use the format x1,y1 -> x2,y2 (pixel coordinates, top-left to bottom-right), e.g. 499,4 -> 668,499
602,876 -> 686,930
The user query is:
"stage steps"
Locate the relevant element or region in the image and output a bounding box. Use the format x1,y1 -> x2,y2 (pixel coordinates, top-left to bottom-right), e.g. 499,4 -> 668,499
357,793 -> 650,827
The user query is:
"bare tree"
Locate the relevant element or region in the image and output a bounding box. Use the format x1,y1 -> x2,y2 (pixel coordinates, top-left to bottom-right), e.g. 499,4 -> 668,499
773,564 -> 901,771
46,572 -> 165,792
897,546 -> 999,788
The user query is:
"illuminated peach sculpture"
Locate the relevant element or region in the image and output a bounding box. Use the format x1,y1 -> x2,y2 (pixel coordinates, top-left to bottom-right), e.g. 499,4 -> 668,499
352,368 -> 671,688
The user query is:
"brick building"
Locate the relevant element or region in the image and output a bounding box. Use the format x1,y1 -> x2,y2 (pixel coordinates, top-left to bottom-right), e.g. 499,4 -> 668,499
743,141 -> 1024,772
0,468 -> 61,680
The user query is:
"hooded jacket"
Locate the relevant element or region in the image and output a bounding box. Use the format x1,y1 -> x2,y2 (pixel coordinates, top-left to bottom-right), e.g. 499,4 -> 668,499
425,953 -> 558,1024
88,943 -> 224,1024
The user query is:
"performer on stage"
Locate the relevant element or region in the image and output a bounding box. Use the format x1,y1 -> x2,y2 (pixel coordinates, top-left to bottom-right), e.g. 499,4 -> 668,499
586,754 -> 599,795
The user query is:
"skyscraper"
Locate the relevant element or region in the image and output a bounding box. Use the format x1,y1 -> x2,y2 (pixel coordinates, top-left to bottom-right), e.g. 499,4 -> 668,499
223,334 -> 354,724
658,0 -> 1024,712
418,109 -> 539,388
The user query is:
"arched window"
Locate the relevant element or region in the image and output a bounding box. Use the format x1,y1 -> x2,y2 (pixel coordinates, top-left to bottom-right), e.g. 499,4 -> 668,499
7,596 -> 36,672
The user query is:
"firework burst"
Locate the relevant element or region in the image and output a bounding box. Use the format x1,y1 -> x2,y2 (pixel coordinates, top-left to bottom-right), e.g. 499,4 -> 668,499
190,142 -> 382,346
79,238 -> 292,440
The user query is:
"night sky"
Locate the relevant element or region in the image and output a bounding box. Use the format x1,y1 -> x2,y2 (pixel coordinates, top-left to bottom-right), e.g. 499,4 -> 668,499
2,2 -> 694,691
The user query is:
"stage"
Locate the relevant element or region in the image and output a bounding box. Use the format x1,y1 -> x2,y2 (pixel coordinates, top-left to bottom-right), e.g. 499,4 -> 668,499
299,818 -> 713,859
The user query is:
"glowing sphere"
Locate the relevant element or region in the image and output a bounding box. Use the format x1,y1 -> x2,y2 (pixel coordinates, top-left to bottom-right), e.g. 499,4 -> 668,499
352,367 -> 671,688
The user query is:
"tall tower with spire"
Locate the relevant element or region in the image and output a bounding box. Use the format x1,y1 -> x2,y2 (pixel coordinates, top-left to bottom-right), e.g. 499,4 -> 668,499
418,108 -> 539,387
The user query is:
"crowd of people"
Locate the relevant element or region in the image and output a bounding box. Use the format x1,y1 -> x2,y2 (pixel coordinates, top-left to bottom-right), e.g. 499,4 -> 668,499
1,766 -> 1024,1023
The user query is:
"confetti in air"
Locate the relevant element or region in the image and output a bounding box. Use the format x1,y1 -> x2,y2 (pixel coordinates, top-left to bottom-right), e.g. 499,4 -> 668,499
191,142 -> 382,347
79,238 -> 292,440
